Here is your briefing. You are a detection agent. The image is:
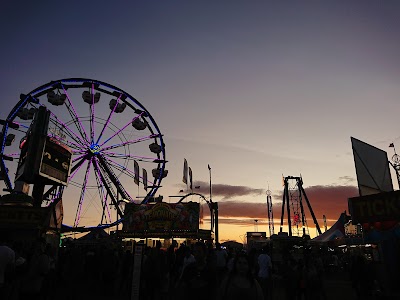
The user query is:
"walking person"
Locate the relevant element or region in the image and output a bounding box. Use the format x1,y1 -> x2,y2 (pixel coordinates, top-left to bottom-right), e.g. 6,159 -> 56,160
219,252 -> 264,300
257,247 -> 272,300
0,237 -> 15,299
176,241 -> 217,300
215,243 -> 228,285
19,238 -> 50,300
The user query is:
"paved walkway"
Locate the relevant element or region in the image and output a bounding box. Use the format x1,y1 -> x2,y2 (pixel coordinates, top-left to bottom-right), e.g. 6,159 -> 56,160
271,270 -> 400,300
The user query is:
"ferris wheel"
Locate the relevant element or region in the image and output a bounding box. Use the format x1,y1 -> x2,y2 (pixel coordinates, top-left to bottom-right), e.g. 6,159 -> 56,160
0,78 -> 167,229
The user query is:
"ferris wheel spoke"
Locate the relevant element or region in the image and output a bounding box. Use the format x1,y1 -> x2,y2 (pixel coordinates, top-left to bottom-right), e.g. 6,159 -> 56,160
61,84 -> 90,144
80,188 -> 103,222
93,166 -> 112,224
72,150 -> 88,155
74,158 -> 92,227
93,157 -> 123,219
96,93 -> 122,145
103,151 -> 164,163
14,123 -> 30,129
100,194 -> 109,225
99,113 -> 144,147
97,154 -> 134,203
72,154 -> 88,164
52,138 -> 82,151
104,156 -> 153,188
89,83 -> 96,143
102,156 -> 136,180
100,133 -> 160,152
68,155 -> 89,185
49,113 -> 88,148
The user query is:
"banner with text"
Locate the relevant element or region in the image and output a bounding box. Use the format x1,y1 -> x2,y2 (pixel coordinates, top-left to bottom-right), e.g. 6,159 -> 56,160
123,202 -> 200,232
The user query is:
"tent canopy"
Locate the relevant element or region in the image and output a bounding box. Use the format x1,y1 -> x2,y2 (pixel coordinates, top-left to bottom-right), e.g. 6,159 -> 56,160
311,212 -> 350,243
77,228 -> 109,241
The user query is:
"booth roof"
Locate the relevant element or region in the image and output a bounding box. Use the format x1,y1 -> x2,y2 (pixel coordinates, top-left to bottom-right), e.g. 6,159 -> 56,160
77,228 -> 110,240
311,212 -> 350,243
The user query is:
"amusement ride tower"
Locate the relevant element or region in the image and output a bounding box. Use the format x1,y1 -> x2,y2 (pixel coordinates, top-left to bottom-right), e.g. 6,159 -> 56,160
266,187 -> 274,237
279,176 -> 322,237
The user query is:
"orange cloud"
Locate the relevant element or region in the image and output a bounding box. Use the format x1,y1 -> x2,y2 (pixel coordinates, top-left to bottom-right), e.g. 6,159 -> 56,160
179,181 -> 264,199
275,185 -> 359,224
200,184 -> 358,228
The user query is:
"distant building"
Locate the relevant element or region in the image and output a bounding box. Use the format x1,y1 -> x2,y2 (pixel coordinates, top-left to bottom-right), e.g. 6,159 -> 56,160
246,232 -> 268,250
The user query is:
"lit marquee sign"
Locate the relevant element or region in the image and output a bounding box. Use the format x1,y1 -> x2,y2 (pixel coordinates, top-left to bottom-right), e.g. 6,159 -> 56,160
15,106 -> 72,186
38,136 -> 72,185
348,190 -> 400,223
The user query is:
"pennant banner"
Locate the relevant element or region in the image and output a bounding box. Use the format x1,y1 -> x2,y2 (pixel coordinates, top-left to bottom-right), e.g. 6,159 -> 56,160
183,158 -> 188,184
143,168 -> 148,191
134,160 -> 140,186
189,167 -> 193,190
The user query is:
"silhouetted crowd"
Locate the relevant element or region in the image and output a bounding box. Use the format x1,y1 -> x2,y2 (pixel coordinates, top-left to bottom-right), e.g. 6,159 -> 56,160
0,236 -> 386,300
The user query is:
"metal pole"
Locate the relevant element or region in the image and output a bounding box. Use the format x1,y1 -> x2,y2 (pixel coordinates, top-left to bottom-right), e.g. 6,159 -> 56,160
214,202 -> 219,244
208,164 -> 218,243
300,184 -> 322,235
285,178 -> 292,236
208,164 -> 212,202
280,185 -> 286,233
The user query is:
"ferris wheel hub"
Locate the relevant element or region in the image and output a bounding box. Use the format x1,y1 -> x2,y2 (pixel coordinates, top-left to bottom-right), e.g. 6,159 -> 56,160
89,143 -> 101,155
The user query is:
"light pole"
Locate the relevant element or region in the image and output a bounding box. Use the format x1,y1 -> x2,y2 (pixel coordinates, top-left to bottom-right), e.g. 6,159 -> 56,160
208,164 -> 219,244
208,164 -> 212,201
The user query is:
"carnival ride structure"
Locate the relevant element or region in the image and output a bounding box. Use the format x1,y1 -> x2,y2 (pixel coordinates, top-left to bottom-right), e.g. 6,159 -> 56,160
0,78 -> 168,232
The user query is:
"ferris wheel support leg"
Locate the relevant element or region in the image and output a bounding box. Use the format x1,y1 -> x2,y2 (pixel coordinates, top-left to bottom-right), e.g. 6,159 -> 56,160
285,180 -> 292,236
280,185 -> 286,233
32,182 -> 46,207
300,185 -> 322,235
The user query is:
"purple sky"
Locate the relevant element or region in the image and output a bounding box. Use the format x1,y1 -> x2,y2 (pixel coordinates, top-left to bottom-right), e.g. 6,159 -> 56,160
1,1 -> 400,240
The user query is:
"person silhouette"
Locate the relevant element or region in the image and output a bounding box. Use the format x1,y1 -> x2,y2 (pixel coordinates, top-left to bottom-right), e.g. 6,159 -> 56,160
176,242 -> 217,300
219,252 -> 264,300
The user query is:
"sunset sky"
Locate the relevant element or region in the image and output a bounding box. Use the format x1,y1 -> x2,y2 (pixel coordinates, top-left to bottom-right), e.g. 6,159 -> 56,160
1,1 -> 400,242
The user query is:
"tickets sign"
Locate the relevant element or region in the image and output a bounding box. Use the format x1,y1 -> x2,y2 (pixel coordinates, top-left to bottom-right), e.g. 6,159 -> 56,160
348,190 -> 400,223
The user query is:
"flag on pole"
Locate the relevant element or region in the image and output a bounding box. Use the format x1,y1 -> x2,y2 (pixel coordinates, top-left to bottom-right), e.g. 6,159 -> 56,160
134,160 -> 139,186
142,168 -> 148,191
189,167 -> 193,190
183,158 -> 188,184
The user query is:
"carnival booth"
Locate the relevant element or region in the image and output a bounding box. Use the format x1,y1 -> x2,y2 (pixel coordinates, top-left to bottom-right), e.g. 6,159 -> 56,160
347,137 -> 400,294
118,201 -> 213,247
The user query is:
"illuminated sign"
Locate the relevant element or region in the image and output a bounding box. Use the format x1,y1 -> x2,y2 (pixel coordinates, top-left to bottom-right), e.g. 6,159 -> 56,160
247,232 -> 267,238
123,202 -> 200,232
348,190 -> 400,223
38,136 -> 72,185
